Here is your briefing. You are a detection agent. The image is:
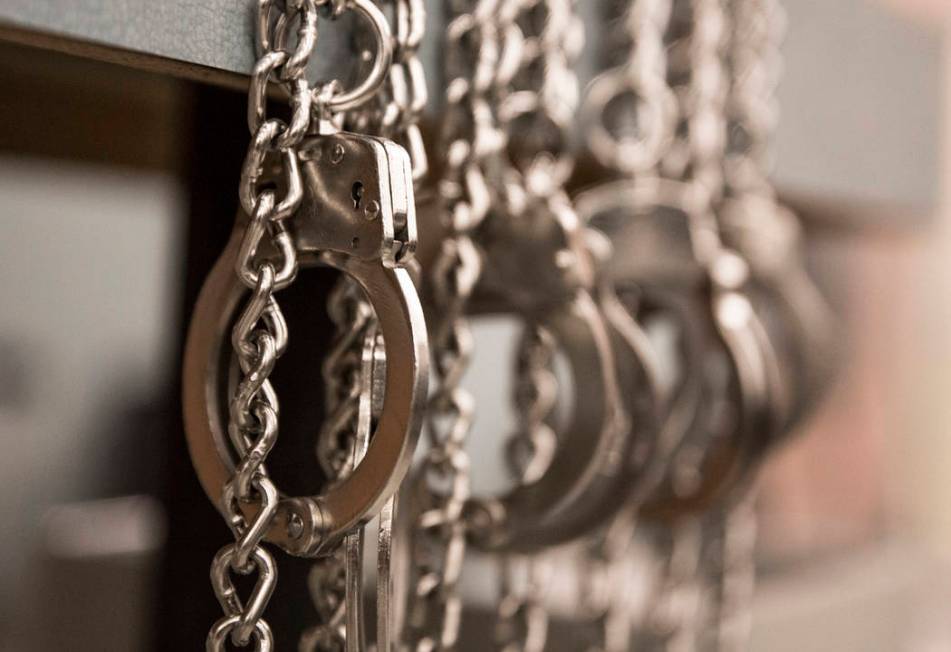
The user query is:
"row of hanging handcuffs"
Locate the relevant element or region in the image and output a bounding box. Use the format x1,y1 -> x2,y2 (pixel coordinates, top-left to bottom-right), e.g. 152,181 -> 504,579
180,0 -> 835,649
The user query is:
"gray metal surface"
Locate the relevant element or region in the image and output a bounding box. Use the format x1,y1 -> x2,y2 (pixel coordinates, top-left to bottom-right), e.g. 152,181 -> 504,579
0,0 -> 942,215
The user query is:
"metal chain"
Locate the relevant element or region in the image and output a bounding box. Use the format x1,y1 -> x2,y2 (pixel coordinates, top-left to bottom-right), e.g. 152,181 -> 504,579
405,2 -> 502,649
575,1 -> 676,648
302,282 -> 377,652
495,554 -> 553,652
495,326 -> 557,652
694,2 -> 787,648
505,326 -> 558,486
697,497 -> 757,652
584,0 -> 676,175
639,521 -> 705,652
491,3 -> 583,650
578,508 -> 639,652
723,0 -> 785,198
206,2 -> 319,649
351,0 -> 430,182
303,1 -> 429,648
633,2 -> 731,650
662,0 -> 728,208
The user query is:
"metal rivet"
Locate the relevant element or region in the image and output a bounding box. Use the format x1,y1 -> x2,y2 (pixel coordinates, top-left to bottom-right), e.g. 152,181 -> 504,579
364,199 -> 380,221
330,143 -> 346,164
287,512 -> 304,540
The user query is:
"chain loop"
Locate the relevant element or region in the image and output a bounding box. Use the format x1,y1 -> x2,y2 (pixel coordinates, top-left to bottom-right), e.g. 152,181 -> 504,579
582,0 -> 677,174
203,0 -> 322,646
404,3 -> 503,649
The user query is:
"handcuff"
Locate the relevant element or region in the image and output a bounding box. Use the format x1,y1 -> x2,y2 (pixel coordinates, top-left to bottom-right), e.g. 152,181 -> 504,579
575,177 -> 788,520
183,124 -> 428,557
718,193 -> 838,433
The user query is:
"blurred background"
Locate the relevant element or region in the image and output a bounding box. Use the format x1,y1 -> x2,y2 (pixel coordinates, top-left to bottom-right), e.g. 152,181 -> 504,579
1,0 -> 950,650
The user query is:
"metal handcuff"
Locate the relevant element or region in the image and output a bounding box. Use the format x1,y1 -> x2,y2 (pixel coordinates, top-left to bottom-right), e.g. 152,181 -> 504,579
574,176 -> 788,520
718,194 -> 837,433
455,8 -> 667,551
413,120 -> 668,555
183,0 -> 428,560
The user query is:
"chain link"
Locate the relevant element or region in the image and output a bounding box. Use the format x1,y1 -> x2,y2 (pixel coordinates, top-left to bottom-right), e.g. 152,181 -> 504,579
495,554 -> 553,652
495,326 -> 557,652
577,508 -> 639,652
698,497 -> 758,652
584,0 -> 677,174
206,2 -> 321,648
302,283 -> 378,652
723,0 -> 785,198
404,2 -> 504,649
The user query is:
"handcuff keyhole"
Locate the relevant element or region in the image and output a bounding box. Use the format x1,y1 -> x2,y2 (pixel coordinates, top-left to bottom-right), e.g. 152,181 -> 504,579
351,181 -> 364,209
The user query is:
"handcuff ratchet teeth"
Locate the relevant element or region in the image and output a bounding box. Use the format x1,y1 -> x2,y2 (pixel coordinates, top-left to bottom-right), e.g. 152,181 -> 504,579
184,126 -> 428,557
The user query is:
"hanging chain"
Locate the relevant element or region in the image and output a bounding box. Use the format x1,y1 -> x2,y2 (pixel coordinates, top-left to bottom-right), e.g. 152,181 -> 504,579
694,2 -> 787,649
302,280 -> 377,652
496,326 -> 557,652
303,2 -> 429,648
629,1 -> 731,650
662,0 -> 728,208
584,0 -> 676,176
505,326 -> 558,487
495,554 -> 554,652
206,2 -> 319,650
723,0 -> 784,199
491,2 -> 583,650
578,507 -> 639,652
698,497 -> 758,652
641,521 -> 705,652
405,2 -> 502,649
575,0 -> 676,648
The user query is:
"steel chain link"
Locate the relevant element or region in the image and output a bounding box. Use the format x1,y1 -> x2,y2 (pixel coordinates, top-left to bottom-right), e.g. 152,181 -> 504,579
496,326 -> 557,652
405,1 -> 503,649
491,2 -> 583,650
301,1 -> 429,648
575,0 -> 677,648
696,1 -> 788,649
207,2 -> 320,649
583,0 -> 677,175
301,280 -> 377,652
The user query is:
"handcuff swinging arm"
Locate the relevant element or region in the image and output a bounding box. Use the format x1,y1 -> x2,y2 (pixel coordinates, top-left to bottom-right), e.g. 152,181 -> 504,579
183,129 -> 428,557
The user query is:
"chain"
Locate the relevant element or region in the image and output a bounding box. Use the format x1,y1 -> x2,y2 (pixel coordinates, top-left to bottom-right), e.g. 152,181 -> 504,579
505,326 -> 558,486
578,508 -> 639,652
697,497 -> 757,652
495,326 -> 557,652
575,0 -> 677,648
351,0 -> 430,182
302,2 -> 429,648
639,521 -> 705,652
495,554 -> 553,652
302,282 -> 377,652
205,2 -> 319,649
502,0 -> 583,188
584,0 -> 676,175
405,2 -> 502,649
662,0 -> 728,210
723,0 -> 785,198
488,2 -> 584,650
692,2 -> 787,648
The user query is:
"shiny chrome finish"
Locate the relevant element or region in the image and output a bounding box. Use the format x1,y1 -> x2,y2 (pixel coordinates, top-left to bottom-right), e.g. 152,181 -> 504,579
576,177 -> 786,519
184,130 -> 428,558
